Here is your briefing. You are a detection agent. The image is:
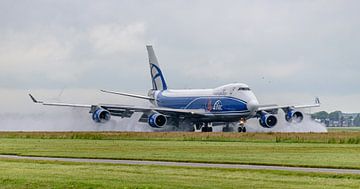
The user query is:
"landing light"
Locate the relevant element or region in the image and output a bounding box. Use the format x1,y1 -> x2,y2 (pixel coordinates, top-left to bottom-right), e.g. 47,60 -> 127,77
239,118 -> 246,125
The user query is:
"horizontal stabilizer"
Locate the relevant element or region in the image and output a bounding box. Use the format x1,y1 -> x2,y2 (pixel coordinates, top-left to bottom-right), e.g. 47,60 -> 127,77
100,89 -> 155,100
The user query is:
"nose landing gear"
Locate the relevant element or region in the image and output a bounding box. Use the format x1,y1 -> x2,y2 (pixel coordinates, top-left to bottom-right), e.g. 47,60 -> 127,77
238,126 -> 246,133
238,118 -> 247,133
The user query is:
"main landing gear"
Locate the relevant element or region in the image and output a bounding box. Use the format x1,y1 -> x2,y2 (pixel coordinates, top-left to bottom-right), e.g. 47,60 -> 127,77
194,123 -> 213,132
194,120 -> 247,133
201,123 -> 213,132
222,123 -> 234,132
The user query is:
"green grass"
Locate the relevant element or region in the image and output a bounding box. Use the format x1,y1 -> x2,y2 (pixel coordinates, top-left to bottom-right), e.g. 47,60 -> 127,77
328,127 -> 360,132
1,137 -> 360,169
1,158 -> 360,189
2,132 -> 360,188
2,131 -> 360,144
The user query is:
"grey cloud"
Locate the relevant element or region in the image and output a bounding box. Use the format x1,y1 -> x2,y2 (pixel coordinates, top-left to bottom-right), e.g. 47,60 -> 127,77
0,0 -> 359,112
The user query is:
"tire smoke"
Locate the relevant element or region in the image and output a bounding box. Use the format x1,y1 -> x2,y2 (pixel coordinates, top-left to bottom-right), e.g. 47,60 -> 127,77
244,111 -> 327,133
0,109 -> 153,132
0,109 -> 327,132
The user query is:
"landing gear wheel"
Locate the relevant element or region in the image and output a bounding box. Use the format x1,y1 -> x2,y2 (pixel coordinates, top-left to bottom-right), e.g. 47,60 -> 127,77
201,126 -> 213,132
194,123 -> 202,131
201,127 -> 207,132
238,126 -> 246,133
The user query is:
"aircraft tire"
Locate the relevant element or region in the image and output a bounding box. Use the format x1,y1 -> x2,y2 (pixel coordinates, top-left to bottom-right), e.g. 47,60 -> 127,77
202,126 -> 213,132
201,127 -> 207,132
238,127 -> 246,133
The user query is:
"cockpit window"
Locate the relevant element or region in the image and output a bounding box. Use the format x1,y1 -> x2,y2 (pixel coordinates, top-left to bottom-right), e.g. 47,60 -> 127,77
238,87 -> 250,91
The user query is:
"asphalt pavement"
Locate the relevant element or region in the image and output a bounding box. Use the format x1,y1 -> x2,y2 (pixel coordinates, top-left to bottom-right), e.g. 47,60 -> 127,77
1,154 -> 360,174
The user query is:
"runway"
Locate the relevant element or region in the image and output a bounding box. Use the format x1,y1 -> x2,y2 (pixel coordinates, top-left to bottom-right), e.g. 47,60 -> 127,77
1,154 -> 360,174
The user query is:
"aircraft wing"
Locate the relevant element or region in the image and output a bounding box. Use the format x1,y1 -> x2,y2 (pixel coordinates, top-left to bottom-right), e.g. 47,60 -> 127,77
29,94 -> 91,108
257,97 -> 321,112
29,94 -> 206,118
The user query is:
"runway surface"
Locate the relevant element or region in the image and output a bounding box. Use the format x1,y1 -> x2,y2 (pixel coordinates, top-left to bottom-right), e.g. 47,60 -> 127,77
1,154 -> 360,174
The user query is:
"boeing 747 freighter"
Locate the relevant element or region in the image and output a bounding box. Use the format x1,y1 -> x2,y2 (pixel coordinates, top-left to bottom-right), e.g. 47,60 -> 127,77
29,45 -> 320,132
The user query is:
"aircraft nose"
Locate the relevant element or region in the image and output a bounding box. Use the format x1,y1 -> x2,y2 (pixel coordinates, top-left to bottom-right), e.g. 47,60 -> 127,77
247,100 -> 259,112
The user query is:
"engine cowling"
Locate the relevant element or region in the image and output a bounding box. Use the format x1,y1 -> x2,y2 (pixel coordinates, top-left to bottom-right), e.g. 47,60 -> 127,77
92,108 -> 111,123
285,109 -> 304,123
259,112 -> 278,128
148,113 -> 167,128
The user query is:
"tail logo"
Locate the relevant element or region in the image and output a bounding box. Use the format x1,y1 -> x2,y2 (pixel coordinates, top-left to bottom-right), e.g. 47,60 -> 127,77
150,63 -> 167,90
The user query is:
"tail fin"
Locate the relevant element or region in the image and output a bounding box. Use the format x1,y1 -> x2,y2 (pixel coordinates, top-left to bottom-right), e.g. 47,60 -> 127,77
147,45 -> 168,90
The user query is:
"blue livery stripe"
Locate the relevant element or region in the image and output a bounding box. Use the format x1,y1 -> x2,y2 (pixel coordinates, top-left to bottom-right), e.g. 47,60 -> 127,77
157,92 -> 248,113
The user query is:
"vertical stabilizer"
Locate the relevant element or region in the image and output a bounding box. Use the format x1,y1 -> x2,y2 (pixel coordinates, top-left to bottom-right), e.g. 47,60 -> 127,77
147,45 -> 168,90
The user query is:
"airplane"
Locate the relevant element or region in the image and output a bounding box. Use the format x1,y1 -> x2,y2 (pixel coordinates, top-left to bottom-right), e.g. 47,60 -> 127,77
29,45 -> 320,132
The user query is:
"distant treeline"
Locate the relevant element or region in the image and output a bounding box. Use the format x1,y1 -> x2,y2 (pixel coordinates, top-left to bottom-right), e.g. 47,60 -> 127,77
312,111 -> 360,127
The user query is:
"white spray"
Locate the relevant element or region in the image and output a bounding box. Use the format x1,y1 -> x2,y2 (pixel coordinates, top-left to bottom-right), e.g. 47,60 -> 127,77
0,107 -> 327,132
0,90 -> 327,132
244,111 -> 327,133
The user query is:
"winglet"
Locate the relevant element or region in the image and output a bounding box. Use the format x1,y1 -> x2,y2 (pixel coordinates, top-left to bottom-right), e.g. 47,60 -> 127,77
29,94 -> 43,103
315,97 -> 320,105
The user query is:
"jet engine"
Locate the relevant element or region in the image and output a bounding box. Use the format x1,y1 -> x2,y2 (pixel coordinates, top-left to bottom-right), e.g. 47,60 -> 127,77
92,108 -> 111,123
259,112 -> 278,128
285,109 -> 304,123
148,113 -> 167,128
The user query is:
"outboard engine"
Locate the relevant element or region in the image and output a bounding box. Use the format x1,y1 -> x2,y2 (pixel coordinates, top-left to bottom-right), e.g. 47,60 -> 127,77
285,109 -> 304,123
259,112 -> 278,128
148,113 -> 167,128
92,108 -> 111,123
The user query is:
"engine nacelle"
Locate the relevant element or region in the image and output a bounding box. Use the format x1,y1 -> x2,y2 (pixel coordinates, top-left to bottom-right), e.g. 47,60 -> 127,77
92,108 -> 111,123
285,109 -> 304,123
148,113 -> 167,128
259,112 -> 278,128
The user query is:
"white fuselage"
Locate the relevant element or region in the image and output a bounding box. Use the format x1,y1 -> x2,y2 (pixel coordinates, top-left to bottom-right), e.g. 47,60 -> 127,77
150,83 -> 259,122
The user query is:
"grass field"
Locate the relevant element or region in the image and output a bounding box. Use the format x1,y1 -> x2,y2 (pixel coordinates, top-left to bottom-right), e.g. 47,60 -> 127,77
1,158 -> 360,189
1,132 -> 360,169
2,131 -> 360,143
328,127 -> 360,132
2,132 -> 360,188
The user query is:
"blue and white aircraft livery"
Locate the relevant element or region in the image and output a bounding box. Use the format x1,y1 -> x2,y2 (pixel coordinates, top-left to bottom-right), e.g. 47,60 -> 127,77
29,45 -> 320,132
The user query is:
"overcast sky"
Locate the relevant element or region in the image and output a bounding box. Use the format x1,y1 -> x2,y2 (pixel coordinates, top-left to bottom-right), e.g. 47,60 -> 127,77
0,0 -> 359,113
